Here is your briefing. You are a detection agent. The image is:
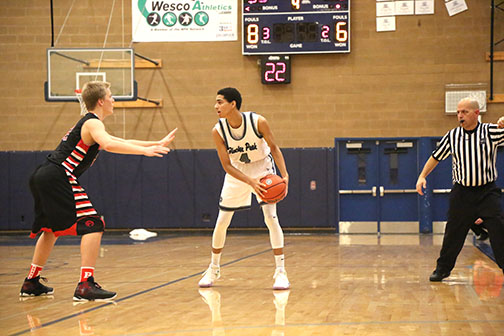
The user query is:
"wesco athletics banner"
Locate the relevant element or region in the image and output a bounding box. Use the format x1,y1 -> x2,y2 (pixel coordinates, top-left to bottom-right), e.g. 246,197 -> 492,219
132,0 -> 237,42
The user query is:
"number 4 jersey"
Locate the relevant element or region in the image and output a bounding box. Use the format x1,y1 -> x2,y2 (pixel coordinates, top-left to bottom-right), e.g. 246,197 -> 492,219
215,112 -> 271,165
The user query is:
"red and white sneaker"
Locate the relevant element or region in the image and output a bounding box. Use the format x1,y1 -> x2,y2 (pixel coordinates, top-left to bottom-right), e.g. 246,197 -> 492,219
73,276 -> 116,301
20,276 -> 54,297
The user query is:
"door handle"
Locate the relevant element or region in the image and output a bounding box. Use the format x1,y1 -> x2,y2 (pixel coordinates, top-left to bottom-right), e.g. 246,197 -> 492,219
339,189 -> 374,195
379,186 -> 384,197
382,189 -> 418,194
372,186 -> 376,197
433,189 -> 451,194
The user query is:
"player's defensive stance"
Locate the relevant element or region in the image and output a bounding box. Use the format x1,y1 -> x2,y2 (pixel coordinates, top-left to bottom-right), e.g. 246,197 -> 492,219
20,81 -> 177,301
199,87 -> 290,290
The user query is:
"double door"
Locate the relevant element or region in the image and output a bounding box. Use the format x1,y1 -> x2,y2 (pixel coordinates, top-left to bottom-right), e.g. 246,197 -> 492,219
336,138 -> 419,233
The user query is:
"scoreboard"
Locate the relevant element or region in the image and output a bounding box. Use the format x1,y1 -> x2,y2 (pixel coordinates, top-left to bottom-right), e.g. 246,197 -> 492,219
261,55 -> 291,84
242,0 -> 350,55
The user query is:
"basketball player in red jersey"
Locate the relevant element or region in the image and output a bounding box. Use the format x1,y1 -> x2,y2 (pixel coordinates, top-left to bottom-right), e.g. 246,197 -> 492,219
198,87 -> 290,290
20,81 -> 177,301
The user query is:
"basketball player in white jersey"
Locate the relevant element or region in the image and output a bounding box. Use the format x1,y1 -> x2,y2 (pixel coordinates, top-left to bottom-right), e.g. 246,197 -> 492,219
199,87 -> 290,290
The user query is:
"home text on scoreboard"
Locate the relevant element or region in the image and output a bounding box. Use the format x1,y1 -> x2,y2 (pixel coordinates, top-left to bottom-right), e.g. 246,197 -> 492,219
242,0 -> 350,55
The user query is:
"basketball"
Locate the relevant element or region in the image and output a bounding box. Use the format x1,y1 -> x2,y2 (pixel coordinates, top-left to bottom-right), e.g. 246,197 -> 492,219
260,174 -> 286,203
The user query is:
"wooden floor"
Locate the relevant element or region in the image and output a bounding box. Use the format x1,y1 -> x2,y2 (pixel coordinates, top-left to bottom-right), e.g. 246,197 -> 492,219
1,233 -> 503,336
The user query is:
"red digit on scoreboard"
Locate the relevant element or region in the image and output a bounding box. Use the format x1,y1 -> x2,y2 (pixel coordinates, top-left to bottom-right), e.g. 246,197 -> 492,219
335,22 -> 348,42
263,27 -> 270,40
264,62 -> 286,83
275,62 -> 286,82
321,25 -> 330,39
247,24 -> 259,44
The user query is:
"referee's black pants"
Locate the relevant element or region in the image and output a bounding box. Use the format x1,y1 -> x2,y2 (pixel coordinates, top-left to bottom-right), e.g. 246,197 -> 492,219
436,182 -> 504,273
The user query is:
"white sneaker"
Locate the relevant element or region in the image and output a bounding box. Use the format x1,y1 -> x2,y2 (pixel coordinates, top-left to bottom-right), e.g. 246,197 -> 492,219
273,268 -> 290,290
199,264 -> 220,288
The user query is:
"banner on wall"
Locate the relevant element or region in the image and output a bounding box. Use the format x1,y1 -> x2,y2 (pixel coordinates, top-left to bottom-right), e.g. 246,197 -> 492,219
132,0 -> 237,42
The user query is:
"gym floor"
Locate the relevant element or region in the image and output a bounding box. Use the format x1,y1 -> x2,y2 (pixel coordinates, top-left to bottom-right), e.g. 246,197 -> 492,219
1,232 -> 503,335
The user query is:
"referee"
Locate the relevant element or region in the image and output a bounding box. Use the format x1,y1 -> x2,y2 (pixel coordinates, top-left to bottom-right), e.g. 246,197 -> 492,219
416,97 -> 504,281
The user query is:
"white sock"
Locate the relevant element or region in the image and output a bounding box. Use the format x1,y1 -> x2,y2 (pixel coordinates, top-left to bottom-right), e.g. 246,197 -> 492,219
211,252 -> 221,267
274,254 -> 285,270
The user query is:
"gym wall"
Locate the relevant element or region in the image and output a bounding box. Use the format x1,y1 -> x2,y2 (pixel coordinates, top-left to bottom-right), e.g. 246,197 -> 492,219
0,0 -> 503,151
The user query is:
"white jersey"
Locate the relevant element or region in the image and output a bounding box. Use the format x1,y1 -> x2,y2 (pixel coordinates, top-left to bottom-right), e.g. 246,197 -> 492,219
215,112 -> 271,165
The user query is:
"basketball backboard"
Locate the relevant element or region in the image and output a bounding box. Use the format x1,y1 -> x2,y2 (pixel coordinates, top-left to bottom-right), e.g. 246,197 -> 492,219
45,48 -> 137,102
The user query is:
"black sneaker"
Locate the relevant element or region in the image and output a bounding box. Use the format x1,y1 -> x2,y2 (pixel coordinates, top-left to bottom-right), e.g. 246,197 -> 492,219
20,276 -> 54,296
476,230 -> 489,241
73,276 -> 117,301
429,270 -> 450,282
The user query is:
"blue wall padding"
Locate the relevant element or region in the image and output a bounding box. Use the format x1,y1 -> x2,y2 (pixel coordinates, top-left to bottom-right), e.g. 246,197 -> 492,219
3,143 -> 503,232
141,154 -> 169,229
8,152 -> 39,230
300,148 -> 333,227
0,152 -> 9,230
280,148 -> 301,227
327,148 -> 336,227
166,150 -> 195,228
2,147 -> 348,230
113,155 -> 143,229
193,150 -> 223,228
246,202 -> 263,228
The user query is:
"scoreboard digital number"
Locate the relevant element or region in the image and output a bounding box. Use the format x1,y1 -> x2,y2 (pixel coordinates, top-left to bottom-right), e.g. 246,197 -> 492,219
243,0 -> 350,55
261,55 -> 291,84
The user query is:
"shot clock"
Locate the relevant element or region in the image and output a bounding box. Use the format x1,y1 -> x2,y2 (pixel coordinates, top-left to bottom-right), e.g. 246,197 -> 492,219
261,55 -> 291,84
243,0 -> 350,55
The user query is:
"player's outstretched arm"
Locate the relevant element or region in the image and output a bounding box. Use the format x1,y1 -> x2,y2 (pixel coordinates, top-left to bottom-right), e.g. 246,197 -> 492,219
212,128 -> 266,197
109,128 -> 178,147
257,116 -> 289,197
416,156 -> 439,196
158,128 -> 178,146
83,119 -> 171,157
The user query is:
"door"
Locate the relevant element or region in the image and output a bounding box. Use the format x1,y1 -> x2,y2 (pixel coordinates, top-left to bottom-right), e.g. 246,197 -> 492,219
428,137 -> 452,233
336,139 -> 379,233
336,138 -> 419,233
378,140 -> 419,233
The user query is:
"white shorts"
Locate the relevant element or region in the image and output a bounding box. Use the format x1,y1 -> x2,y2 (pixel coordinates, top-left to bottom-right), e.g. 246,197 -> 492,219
219,154 -> 276,211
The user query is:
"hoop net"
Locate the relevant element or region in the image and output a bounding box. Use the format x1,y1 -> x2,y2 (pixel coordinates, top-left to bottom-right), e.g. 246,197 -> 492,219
75,89 -> 88,115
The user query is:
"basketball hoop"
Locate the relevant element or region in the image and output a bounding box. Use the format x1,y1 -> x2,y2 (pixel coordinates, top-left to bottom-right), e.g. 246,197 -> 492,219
75,89 -> 88,115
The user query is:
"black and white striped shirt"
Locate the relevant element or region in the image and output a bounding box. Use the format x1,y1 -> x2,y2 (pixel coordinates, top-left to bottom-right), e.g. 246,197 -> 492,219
432,123 -> 504,187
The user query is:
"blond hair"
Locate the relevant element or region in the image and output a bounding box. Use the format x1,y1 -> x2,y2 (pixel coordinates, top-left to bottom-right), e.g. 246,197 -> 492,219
81,81 -> 111,111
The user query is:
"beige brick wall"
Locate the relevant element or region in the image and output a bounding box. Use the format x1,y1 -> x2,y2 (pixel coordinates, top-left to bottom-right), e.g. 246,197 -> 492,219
0,0 -> 503,151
